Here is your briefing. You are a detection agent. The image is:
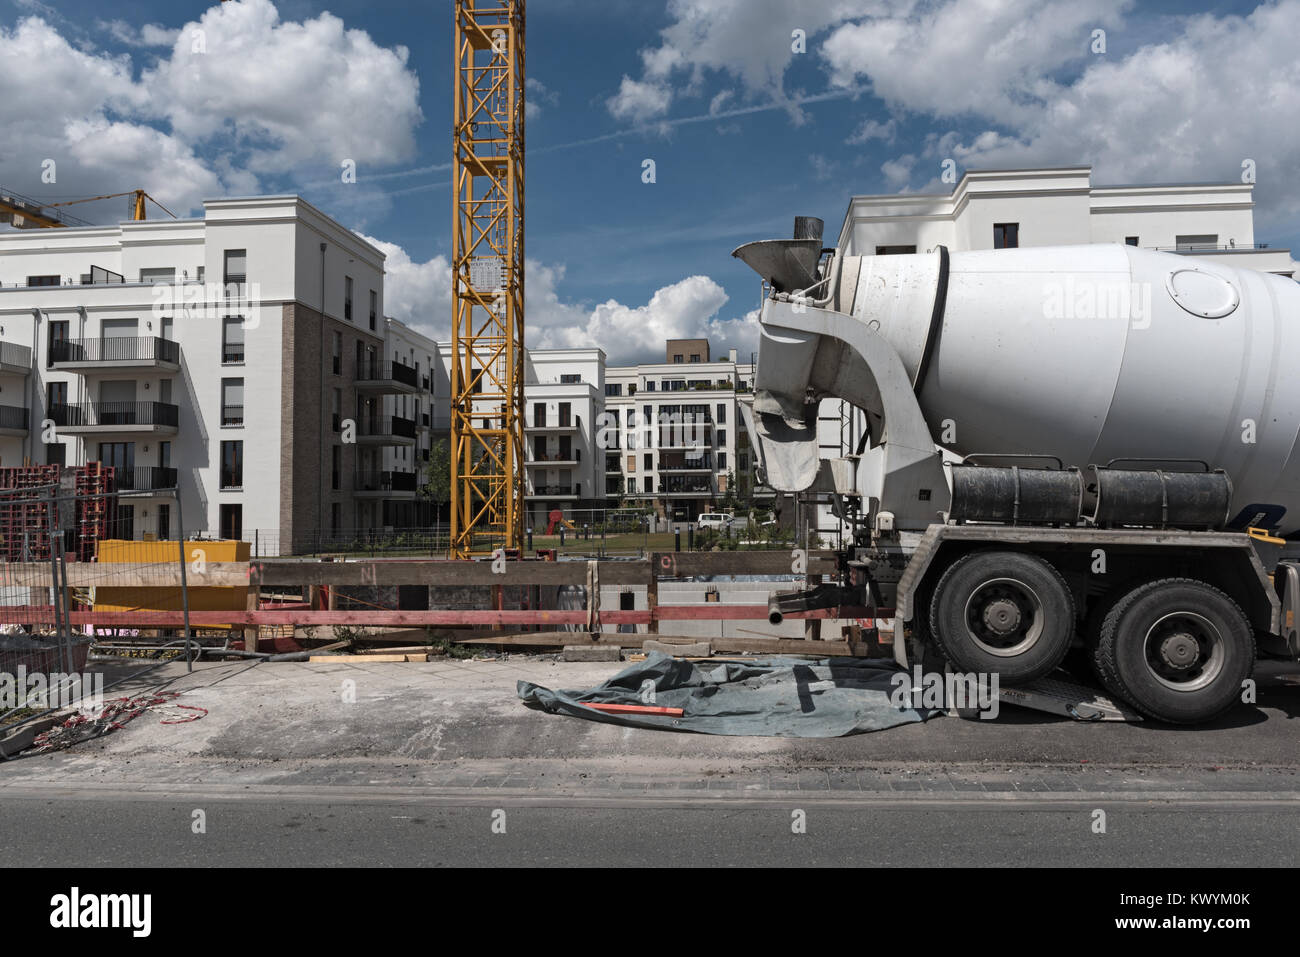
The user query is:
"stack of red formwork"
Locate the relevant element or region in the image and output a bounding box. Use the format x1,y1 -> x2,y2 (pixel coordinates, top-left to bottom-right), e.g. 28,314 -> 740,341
0,463 -> 116,562
74,462 -> 114,561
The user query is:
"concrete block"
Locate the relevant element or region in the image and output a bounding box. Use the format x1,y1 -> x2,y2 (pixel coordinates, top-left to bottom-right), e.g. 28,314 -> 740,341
642,640 -> 711,657
562,644 -> 622,662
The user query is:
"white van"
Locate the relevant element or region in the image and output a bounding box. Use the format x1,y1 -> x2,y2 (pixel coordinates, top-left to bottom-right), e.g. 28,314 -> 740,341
695,513 -> 733,531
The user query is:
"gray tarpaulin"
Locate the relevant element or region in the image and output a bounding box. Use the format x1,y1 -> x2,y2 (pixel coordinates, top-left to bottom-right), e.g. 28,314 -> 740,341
517,651 -> 941,737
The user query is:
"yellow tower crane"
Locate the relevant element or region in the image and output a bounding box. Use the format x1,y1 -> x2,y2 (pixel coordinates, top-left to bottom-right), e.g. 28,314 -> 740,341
0,188 -> 176,229
450,0 -> 526,558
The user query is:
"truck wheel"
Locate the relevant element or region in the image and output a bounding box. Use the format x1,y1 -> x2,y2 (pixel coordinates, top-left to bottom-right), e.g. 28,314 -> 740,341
1094,578 -> 1254,724
927,551 -> 1074,685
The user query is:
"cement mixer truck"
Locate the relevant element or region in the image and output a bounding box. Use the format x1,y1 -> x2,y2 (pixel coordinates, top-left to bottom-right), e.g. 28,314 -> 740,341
736,218 -> 1300,724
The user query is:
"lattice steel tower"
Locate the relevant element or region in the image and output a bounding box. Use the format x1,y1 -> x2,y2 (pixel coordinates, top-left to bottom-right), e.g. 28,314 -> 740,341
451,0 -> 525,558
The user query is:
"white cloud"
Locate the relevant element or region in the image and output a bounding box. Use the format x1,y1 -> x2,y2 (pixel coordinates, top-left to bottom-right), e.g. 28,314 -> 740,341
607,75 -> 673,124
846,117 -> 894,145
100,19 -> 178,48
144,0 -> 422,175
366,238 -> 759,366
0,1 -> 423,219
526,77 -> 558,121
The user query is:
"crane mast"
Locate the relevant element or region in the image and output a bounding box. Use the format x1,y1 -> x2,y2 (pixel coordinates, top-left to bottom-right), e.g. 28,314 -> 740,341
450,0 -> 526,558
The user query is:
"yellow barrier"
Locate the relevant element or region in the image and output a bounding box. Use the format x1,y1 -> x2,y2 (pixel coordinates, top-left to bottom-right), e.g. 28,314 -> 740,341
93,540 -> 251,630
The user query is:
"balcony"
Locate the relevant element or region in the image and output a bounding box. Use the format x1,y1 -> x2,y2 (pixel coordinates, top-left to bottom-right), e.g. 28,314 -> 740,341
354,470 -> 418,498
50,336 -> 180,372
355,359 -> 419,395
659,457 -> 714,472
0,404 -> 28,436
0,342 -> 31,376
526,483 -> 580,499
528,448 -> 581,466
114,466 -> 179,493
355,415 -> 417,446
657,478 -> 713,496
526,413 -> 581,433
50,401 -> 179,435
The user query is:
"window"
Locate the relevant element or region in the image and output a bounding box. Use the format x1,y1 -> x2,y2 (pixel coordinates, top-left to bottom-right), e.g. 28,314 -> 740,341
159,441 -> 171,468
220,250 -> 244,295
718,452 -> 727,469
875,245 -> 917,255
157,503 -> 170,541
534,436 -> 547,461
114,504 -> 136,541
221,378 -> 244,426
219,504 -> 242,541
558,402 -> 572,427
993,223 -> 1019,249
331,502 -> 341,533
332,446 -> 341,490
673,354 -> 683,363
1176,234 -> 1218,250
45,442 -> 65,466
533,402 -> 546,428
689,355 -> 701,363
644,453 -> 652,471
605,383 -> 622,397
139,267 -> 175,285
717,403 -> 726,424
1125,236 -> 1139,247
628,478 -> 637,494
646,380 -> 655,391
99,442 -> 135,476
332,389 -> 342,432
27,275 -> 59,287
369,289 -> 377,330
718,429 -> 727,445
332,331 -> 342,374
47,320 -> 68,367
344,276 -> 353,321
46,381 -> 67,410
220,440 -> 243,489
222,317 -> 245,363
560,374 -> 581,384
559,436 -> 572,460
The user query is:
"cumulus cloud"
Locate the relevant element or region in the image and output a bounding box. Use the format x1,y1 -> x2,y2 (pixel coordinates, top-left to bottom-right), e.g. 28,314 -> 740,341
367,238 -> 759,366
607,75 -> 673,124
0,0 -> 422,218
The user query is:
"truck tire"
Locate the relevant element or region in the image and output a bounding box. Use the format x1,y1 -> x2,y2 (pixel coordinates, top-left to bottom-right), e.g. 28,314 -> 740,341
1094,578 -> 1254,724
927,550 -> 1075,685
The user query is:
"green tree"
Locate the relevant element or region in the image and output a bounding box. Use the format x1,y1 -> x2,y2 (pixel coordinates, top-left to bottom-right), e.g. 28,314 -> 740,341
421,438 -> 451,516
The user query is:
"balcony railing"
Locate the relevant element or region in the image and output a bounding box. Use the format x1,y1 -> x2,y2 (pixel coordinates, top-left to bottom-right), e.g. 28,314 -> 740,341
357,415 -> 417,440
223,346 -> 245,364
658,479 -> 713,494
0,341 -> 31,369
660,457 -> 714,471
222,405 -> 244,427
355,470 -> 418,493
0,405 -> 29,431
49,402 -> 179,428
50,336 -> 180,365
114,466 -> 178,492
356,359 -> 419,389
530,484 -> 579,496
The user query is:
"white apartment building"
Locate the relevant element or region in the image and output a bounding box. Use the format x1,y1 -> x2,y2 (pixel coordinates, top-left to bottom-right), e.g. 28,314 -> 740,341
0,195 -> 430,553
837,165 -> 1297,275
603,338 -> 756,524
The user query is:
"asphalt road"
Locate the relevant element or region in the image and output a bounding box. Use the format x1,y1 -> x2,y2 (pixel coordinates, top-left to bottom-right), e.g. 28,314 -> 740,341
4,789 -> 1297,867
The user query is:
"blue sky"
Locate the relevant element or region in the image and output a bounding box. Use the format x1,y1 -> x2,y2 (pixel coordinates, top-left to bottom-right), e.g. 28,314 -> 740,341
4,0 -> 1298,362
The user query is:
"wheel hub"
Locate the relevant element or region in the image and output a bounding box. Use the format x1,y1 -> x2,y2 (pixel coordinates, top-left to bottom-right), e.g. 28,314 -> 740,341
1159,631 -> 1200,671
983,598 -> 1022,635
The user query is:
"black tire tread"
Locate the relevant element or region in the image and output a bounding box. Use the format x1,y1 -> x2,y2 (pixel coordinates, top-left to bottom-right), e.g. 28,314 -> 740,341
1094,577 -> 1254,724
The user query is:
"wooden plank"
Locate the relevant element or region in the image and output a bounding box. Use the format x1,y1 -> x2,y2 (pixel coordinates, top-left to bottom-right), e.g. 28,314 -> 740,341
307,653 -> 429,663
650,551 -> 837,578
455,631 -> 875,657
244,580 -> 261,653
0,562 -> 250,588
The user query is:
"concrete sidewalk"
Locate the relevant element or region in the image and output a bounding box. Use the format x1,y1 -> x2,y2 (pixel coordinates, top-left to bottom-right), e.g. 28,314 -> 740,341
2,656 -> 1298,798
